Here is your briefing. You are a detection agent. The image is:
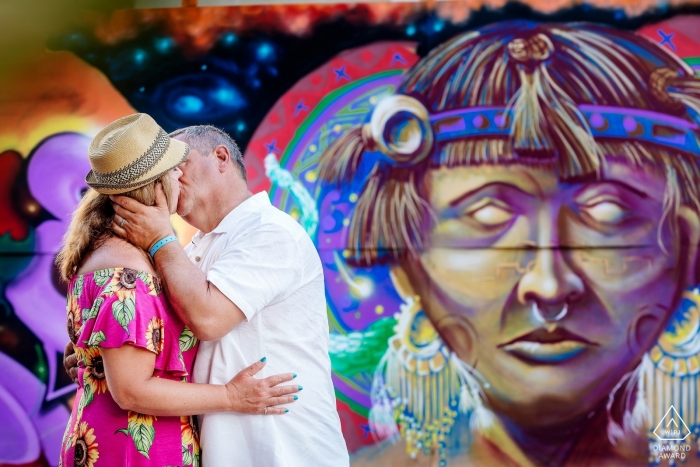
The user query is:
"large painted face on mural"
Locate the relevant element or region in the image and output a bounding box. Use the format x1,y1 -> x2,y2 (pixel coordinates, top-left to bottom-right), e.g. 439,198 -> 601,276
307,21 -> 700,464
4,5 -> 700,467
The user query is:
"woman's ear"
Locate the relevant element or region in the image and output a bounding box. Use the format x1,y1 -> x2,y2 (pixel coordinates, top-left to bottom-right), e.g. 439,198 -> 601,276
677,205 -> 700,287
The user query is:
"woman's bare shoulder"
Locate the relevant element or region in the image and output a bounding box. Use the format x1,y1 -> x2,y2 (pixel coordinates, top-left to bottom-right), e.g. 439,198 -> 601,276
76,237 -> 156,276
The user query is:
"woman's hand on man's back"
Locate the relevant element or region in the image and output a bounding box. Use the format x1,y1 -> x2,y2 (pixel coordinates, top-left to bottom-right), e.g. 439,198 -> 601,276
63,341 -> 79,385
225,358 -> 300,415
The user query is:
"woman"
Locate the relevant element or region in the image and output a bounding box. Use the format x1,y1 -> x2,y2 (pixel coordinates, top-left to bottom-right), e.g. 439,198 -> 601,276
320,21 -> 700,466
57,113 -> 299,467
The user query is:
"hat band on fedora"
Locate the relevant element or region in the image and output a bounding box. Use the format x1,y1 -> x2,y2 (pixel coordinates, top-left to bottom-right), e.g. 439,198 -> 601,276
92,129 -> 170,186
87,146 -> 189,192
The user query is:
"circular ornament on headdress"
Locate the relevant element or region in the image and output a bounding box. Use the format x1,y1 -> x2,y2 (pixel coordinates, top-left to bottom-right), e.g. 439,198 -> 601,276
507,38 -> 529,62
529,33 -> 554,60
369,95 -> 434,165
507,33 -> 554,63
649,67 -> 685,112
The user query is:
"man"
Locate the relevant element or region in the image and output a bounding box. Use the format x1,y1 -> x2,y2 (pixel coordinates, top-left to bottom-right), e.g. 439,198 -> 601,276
110,125 -> 348,466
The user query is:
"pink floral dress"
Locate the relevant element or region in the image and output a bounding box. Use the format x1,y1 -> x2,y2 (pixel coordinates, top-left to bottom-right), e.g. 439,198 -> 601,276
60,268 -> 200,467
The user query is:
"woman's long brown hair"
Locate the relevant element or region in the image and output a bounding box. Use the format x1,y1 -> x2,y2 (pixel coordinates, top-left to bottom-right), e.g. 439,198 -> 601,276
55,173 -> 174,282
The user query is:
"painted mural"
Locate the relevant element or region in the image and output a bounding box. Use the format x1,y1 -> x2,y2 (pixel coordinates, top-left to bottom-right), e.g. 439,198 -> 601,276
3,3 -> 700,466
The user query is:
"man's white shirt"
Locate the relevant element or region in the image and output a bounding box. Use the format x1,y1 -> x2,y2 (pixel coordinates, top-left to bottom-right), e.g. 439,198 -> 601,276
185,192 -> 348,467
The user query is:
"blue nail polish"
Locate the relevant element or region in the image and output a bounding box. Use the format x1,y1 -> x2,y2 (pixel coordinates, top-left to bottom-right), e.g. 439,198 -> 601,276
298,386 -> 303,391
293,395 -> 298,400
293,373 -> 297,379
285,409 -> 289,413
260,357 -> 267,362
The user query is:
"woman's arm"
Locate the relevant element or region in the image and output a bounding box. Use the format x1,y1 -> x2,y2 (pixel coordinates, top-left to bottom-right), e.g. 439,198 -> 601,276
102,344 -> 299,416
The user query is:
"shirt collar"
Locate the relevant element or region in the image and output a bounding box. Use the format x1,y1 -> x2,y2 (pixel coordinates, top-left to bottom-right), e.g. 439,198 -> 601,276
192,192 -> 271,243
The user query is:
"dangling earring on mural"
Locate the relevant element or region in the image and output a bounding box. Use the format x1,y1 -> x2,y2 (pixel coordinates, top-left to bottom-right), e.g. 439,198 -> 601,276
369,294 -> 493,462
605,354 -> 652,445
437,316 -> 495,433
634,287 -> 700,450
606,304 -> 666,445
607,287 -> 700,451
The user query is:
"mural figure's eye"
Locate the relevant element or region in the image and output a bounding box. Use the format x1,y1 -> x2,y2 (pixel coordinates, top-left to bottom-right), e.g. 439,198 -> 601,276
465,198 -> 515,227
580,197 -> 628,225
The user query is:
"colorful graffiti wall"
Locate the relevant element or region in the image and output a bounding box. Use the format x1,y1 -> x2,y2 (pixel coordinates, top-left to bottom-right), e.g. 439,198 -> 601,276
4,2 -> 700,466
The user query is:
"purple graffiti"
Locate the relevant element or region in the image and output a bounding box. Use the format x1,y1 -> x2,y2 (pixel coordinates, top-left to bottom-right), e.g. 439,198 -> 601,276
7,132 -> 91,398
0,351 -> 70,465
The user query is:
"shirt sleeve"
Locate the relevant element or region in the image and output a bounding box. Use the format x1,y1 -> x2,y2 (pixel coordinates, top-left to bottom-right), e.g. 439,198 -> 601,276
207,223 -> 301,321
75,268 -> 189,378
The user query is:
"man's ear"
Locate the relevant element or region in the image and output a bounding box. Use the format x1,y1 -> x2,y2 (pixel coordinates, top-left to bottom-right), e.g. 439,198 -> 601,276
213,145 -> 231,172
678,205 -> 700,287
393,256 -> 479,367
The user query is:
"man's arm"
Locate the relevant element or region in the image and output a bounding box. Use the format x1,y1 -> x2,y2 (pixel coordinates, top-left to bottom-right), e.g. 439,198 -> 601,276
62,340 -> 301,413
103,345 -> 297,416
110,185 -> 245,341
148,241 -> 246,340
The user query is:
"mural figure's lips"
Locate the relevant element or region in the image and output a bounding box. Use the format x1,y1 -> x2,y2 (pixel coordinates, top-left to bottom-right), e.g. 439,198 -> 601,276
499,328 -> 598,363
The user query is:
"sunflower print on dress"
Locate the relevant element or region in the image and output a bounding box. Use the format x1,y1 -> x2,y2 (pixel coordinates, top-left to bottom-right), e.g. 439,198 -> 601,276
116,411 -> 158,459
146,317 -> 165,354
181,415 -> 201,466
72,421 -> 99,467
82,347 -> 109,396
104,267 -> 139,301
61,267 -> 200,466
136,269 -> 162,296
101,268 -> 139,336
66,291 -> 82,344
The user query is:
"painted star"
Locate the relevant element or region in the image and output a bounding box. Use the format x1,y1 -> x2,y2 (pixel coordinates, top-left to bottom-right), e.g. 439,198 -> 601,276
390,53 -> 407,65
658,30 -> 676,51
294,99 -> 309,117
359,423 -> 374,439
334,66 -> 351,81
264,140 -> 280,153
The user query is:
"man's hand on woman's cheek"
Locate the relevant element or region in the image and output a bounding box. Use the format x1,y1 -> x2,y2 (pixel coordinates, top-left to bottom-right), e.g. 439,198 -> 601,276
110,183 -> 174,251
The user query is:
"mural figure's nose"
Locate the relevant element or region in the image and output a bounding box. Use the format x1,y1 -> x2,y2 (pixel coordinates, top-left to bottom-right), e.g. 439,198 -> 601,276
516,209 -> 585,316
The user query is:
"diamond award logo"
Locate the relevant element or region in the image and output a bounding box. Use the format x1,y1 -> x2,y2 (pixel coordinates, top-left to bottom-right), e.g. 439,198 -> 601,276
653,406 -> 691,441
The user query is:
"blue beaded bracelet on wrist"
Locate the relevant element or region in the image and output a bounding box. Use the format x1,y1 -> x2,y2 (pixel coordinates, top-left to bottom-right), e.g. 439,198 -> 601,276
149,235 -> 178,258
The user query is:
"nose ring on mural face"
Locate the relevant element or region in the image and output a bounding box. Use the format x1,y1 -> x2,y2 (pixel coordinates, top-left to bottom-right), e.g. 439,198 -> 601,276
532,302 -> 568,331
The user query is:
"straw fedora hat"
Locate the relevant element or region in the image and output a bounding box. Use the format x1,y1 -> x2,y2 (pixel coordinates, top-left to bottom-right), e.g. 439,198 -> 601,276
86,113 -> 189,194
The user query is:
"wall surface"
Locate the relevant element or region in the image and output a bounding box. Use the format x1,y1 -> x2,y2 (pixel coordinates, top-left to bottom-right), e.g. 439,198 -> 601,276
3,2 -> 700,466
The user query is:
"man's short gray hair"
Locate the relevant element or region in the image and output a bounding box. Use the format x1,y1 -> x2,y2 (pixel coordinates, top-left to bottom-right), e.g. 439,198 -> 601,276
170,125 -> 247,182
